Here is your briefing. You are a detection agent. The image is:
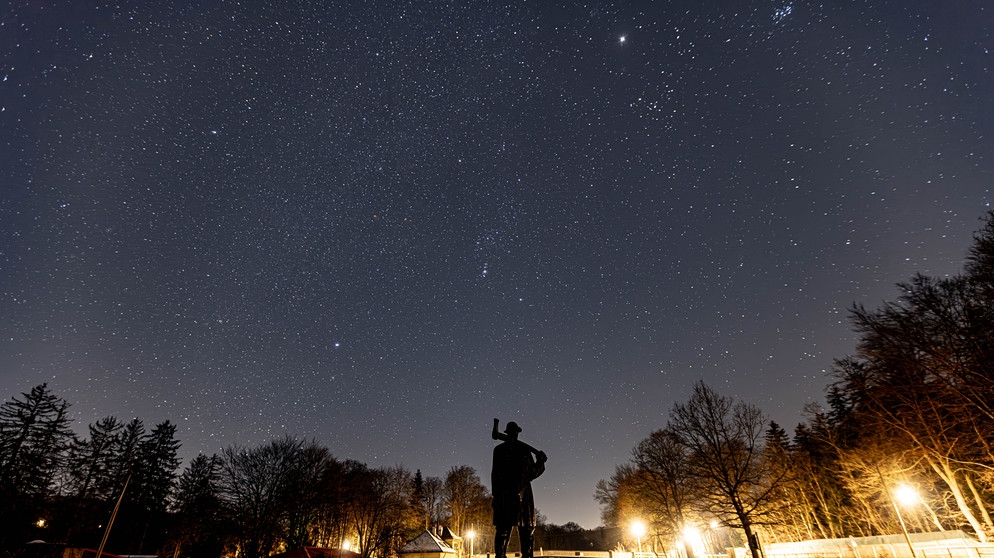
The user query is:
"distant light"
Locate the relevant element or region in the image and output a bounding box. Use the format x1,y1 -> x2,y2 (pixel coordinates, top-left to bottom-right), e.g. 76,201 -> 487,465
619,35 -> 627,44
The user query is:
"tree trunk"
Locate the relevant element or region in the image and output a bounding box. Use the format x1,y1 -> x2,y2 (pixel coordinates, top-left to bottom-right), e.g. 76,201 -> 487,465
965,472 -> 993,533
928,456 -> 987,542
741,519 -> 762,558
798,482 -> 828,539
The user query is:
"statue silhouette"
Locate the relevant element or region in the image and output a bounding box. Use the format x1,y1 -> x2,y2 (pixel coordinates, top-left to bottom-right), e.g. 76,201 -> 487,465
491,419 -> 547,558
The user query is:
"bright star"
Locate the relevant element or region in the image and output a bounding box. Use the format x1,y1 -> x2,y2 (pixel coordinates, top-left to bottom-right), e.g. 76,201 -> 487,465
619,35 -> 626,44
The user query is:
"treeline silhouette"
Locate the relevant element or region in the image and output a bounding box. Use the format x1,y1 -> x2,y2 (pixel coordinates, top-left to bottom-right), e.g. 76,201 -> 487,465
0,386 -> 599,558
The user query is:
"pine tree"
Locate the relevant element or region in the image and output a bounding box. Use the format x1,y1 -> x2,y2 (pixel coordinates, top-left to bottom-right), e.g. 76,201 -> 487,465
134,421 -> 181,513
412,469 -> 428,529
171,454 -> 225,558
0,384 -> 73,548
0,383 -> 73,497
66,416 -> 124,500
113,418 -> 145,491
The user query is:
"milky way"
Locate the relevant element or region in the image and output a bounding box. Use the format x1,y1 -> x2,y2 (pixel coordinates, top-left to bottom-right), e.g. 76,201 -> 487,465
2,0 -> 992,527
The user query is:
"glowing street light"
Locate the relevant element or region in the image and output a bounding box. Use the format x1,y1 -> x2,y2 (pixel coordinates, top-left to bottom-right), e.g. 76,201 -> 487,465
891,483 -> 919,558
895,484 -> 919,506
467,530 -> 475,558
631,521 -> 646,554
682,526 -> 705,558
875,465 -> 919,558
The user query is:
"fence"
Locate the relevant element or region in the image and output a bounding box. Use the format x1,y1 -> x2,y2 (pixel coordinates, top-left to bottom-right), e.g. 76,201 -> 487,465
764,531 -> 994,558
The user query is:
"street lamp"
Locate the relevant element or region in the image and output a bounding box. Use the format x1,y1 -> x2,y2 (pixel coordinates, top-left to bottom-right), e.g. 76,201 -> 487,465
683,526 -> 703,558
467,530 -> 475,558
891,483 -> 919,558
895,485 -> 919,507
875,466 -> 918,558
631,521 -> 646,554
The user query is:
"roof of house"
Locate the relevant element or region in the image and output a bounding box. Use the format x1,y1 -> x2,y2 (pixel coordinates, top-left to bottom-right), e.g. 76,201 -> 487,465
438,526 -> 462,542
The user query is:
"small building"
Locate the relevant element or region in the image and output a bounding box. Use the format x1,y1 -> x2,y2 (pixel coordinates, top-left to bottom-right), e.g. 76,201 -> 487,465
399,530 -> 458,558
438,526 -> 464,555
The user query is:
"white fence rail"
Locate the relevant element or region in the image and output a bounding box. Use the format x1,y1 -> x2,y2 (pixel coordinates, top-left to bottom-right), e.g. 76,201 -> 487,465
764,546 -> 994,558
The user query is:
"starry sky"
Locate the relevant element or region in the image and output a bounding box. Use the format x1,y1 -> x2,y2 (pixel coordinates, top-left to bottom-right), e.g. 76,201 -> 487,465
2,0 -> 993,529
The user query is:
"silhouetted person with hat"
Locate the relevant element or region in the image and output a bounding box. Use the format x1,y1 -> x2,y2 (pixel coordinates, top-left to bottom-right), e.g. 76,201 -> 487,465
491,419 -> 547,558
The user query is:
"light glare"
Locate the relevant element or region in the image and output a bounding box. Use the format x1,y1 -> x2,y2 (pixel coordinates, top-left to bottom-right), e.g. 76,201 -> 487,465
895,484 -> 919,506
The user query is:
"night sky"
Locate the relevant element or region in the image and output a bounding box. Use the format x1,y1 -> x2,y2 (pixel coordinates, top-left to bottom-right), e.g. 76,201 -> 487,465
2,0 -> 992,528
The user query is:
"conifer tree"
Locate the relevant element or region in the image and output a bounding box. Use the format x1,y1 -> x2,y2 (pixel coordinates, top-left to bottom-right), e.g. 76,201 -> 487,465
0,384 -> 73,547
171,454 -> 224,558
0,383 -> 73,496
67,416 -> 124,500
134,420 -> 181,513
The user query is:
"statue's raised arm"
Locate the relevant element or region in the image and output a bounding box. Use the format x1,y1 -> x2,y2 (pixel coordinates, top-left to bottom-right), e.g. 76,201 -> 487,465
492,418 -> 547,463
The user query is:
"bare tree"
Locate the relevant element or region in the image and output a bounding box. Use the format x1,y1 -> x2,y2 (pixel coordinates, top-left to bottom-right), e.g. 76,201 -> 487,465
281,440 -> 334,549
840,275 -> 994,541
309,457 -> 349,549
443,465 -> 491,537
341,462 -> 416,558
595,463 -> 670,552
219,436 -> 331,558
424,475 -> 445,527
669,382 -> 782,558
630,426 -> 700,550
595,463 -> 639,528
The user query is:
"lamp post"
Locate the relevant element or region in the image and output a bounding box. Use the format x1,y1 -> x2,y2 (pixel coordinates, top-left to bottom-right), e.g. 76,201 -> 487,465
874,466 -> 917,558
467,530 -> 475,558
682,526 -> 701,558
631,521 -> 646,554
892,484 -> 920,558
